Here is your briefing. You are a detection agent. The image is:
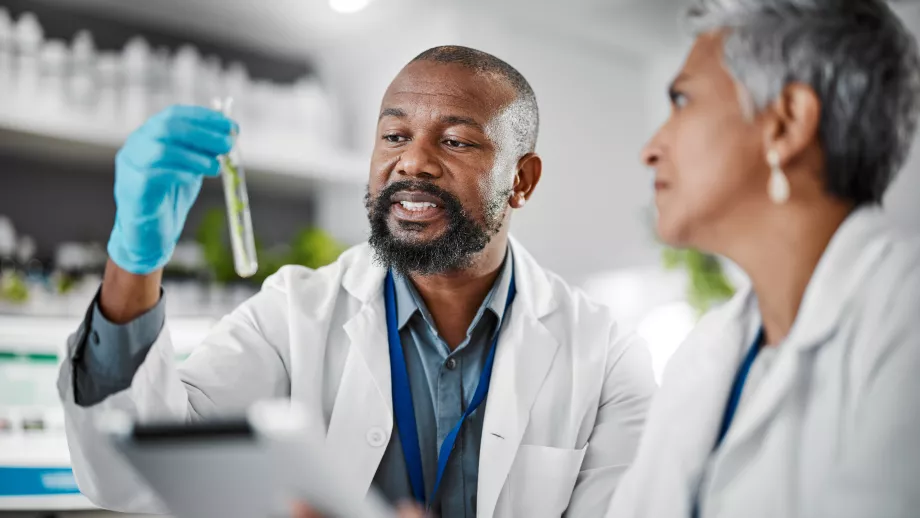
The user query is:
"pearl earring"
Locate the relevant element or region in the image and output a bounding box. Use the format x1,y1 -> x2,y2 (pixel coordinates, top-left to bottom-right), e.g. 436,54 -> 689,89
767,150 -> 790,204
515,193 -> 526,207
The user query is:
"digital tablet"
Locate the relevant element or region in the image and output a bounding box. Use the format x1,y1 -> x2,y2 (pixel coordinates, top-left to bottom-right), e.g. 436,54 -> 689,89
99,401 -> 396,518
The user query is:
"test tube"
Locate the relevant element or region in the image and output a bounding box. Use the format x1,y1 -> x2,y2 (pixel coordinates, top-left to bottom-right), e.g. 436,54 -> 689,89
211,96 -> 258,278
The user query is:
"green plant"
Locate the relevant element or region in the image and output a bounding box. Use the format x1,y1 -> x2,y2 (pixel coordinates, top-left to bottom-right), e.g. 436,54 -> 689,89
662,247 -> 735,315
0,271 -> 29,303
196,208 -> 237,283
221,158 -> 247,243
55,272 -> 78,294
288,228 -> 346,270
196,207 -> 345,285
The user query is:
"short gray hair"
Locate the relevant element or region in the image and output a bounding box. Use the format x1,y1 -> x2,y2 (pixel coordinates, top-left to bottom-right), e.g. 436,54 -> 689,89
686,0 -> 920,205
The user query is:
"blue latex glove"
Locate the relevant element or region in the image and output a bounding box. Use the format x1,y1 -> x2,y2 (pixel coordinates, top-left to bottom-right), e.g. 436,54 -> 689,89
108,105 -> 237,274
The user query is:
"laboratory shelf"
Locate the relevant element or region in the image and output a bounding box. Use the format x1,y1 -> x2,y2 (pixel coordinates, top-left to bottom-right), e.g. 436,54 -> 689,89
0,433 -> 95,511
0,103 -> 368,190
0,493 -> 97,511
0,314 -> 216,357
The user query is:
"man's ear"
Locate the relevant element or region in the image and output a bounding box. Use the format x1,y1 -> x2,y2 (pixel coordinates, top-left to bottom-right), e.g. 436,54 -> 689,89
510,153 -> 542,208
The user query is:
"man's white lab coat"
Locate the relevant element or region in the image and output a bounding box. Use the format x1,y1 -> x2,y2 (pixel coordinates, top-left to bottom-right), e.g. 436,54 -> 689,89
58,238 -> 655,517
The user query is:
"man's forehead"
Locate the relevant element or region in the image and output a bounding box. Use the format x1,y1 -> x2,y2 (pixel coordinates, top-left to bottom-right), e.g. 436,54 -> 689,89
381,61 -> 516,119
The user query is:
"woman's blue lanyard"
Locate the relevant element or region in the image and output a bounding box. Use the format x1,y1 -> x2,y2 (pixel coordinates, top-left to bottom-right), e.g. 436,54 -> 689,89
384,270 -> 516,508
715,327 -> 765,448
693,327 -> 765,518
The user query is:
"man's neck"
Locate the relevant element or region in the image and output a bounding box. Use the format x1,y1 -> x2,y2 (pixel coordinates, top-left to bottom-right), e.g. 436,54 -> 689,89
408,236 -> 509,350
717,200 -> 851,346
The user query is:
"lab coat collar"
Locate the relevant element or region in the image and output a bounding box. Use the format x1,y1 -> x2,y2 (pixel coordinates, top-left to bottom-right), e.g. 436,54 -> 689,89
774,205 -> 891,351
392,245 -> 515,331
340,236 -> 558,320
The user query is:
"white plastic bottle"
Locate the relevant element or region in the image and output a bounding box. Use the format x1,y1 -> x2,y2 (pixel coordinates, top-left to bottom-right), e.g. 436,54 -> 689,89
122,36 -> 151,127
0,8 -> 13,98
171,44 -> 200,106
150,46 -> 172,113
13,12 -> 44,107
223,61 -> 251,127
69,30 -> 97,112
37,39 -> 69,116
95,51 -> 123,127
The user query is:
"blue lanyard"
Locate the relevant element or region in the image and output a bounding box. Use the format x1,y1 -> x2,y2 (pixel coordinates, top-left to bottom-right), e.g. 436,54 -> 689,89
693,328 -> 766,518
715,327 -> 765,448
385,270 -> 516,507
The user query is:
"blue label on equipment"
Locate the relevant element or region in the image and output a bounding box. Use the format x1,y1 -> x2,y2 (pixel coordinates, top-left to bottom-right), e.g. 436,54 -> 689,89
0,467 -> 80,496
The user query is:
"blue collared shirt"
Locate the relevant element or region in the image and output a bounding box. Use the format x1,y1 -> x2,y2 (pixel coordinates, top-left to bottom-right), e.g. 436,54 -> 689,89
372,248 -> 514,518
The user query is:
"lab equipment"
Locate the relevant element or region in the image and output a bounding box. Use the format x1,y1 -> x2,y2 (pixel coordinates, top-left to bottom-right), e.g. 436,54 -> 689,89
99,400 -> 396,518
13,12 -> 42,103
68,30 -> 96,110
212,97 -> 258,278
122,36 -> 152,128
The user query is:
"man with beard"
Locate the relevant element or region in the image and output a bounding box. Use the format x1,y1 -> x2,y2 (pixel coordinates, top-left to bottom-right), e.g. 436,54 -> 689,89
57,46 -> 656,518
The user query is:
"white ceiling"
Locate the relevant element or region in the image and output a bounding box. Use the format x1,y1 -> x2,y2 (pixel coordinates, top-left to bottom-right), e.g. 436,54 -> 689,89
33,0 -> 687,60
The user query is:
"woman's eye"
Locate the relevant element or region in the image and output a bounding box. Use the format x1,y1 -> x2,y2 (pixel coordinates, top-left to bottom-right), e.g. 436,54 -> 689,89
669,90 -> 689,109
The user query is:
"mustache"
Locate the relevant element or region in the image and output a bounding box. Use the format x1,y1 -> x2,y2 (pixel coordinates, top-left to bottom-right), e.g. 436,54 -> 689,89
369,180 -> 463,213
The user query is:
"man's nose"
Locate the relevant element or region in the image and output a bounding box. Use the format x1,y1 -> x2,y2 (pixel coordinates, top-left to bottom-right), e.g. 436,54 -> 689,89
395,140 -> 444,180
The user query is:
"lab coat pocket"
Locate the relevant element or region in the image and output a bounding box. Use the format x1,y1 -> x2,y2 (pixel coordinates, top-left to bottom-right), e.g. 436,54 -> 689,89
508,443 -> 588,516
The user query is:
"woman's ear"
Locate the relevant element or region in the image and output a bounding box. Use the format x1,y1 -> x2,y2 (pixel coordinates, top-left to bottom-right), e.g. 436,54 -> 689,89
761,82 -> 821,168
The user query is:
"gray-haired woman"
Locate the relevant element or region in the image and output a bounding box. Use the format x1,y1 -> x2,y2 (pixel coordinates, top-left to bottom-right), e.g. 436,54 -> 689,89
608,1 -> 920,517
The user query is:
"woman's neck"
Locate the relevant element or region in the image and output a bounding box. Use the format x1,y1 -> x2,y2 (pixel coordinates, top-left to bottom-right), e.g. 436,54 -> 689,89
720,201 -> 852,346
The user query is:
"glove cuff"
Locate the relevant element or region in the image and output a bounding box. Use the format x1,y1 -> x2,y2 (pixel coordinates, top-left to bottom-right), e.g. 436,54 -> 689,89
107,224 -> 173,275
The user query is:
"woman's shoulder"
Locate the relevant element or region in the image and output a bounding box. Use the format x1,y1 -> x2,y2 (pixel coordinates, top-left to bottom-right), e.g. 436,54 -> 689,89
842,227 -> 920,381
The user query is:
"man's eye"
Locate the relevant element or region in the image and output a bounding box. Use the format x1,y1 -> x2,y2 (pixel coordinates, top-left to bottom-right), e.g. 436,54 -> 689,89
384,134 -> 408,143
444,139 -> 471,148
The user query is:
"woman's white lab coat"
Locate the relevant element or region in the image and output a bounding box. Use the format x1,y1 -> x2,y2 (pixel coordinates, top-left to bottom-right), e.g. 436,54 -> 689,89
607,207 -> 920,518
57,238 -> 655,517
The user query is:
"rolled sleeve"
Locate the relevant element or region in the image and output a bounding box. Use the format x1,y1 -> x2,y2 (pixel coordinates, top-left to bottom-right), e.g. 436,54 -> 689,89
73,290 -> 166,406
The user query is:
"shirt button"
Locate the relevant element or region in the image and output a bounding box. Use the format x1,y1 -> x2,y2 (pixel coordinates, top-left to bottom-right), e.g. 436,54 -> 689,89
445,358 -> 458,370
366,427 -> 387,447
91,331 -> 100,345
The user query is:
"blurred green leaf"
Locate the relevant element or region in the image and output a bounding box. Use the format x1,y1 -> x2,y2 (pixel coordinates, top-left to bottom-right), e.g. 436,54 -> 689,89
0,271 -> 29,303
289,227 -> 345,270
196,208 -> 345,286
662,247 -> 735,315
196,208 -> 236,283
55,272 -> 78,295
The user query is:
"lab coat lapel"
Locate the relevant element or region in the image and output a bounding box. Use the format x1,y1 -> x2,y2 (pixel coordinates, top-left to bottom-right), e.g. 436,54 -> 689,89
607,291 -> 753,518
477,239 -> 560,518
324,247 -> 393,498
658,295 -> 753,510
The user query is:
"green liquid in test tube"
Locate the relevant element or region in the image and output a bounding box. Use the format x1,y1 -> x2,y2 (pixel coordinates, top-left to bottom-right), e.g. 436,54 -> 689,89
212,97 -> 258,278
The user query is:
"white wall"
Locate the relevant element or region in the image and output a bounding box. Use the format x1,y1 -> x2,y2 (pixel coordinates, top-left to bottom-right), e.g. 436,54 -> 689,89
456,17 -> 661,282
887,4 -> 920,233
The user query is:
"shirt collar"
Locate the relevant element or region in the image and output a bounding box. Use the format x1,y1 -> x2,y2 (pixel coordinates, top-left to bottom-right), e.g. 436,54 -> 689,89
393,246 -> 514,331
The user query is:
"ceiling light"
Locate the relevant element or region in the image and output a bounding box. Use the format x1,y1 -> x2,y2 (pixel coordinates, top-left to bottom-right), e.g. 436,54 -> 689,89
329,0 -> 372,14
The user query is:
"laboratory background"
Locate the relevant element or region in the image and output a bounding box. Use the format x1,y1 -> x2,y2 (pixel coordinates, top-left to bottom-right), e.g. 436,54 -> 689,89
0,0 -> 918,515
